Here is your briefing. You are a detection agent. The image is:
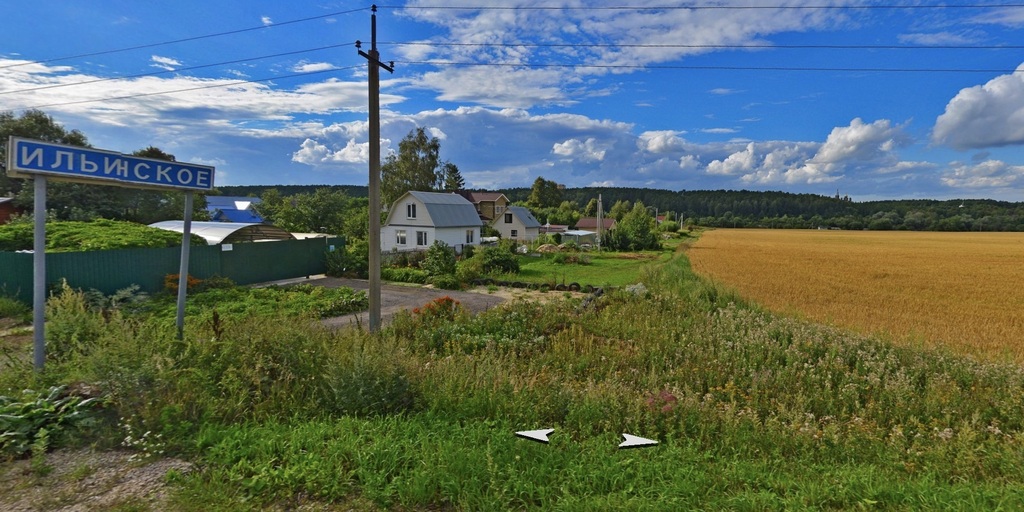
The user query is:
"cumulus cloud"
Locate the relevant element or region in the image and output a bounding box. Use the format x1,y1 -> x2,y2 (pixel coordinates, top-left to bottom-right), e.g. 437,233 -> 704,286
292,138 -> 373,165
941,160 -> 1024,189
637,131 -> 689,153
553,138 -> 607,162
707,143 -> 758,176
932,63 -> 1024,150
787,118 -> 909,182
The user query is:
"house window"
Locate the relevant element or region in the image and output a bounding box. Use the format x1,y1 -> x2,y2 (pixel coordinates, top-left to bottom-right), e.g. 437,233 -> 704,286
406,203 -> 417,219
511,229 -> 518,239
504,213 -> 513,224
466,230 -> 474,243
396,230 -> 406,245
416,231 -> 428,246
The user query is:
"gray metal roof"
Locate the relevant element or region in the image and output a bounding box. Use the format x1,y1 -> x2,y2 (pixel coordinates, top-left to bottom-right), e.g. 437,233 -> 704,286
149,221 -> 295,245
507,206 -> 541,229
404,191 -> 483,228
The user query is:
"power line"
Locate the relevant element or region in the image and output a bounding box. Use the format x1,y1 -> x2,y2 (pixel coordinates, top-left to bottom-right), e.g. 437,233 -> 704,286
0,42 -> 358,97
379,3 -> 1024,10
0,7 -> 369,71
14,65 -> 361,111
381,41 -> 1024,51
396,59 -> 1023,74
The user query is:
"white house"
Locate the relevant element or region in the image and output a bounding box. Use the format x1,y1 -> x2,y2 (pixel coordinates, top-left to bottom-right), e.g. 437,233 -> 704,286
491,205 -> 541,242
381,191 -> 483,253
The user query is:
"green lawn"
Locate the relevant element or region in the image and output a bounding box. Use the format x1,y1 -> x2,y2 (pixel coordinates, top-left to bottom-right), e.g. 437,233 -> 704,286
505,240 -> 680,288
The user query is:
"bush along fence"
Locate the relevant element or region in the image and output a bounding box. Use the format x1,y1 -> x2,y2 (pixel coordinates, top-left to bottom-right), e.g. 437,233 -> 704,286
0,237 -> 344,303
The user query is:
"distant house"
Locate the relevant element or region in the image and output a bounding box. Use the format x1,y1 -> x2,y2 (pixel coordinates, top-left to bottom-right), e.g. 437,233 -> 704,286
206,196 -> 264,223
491,205 -> 541,242
0,197 -> 17,225
575,217 -> 617,232
539,223 -> 568,234
382,191 -> 483,253
456,191 -> 510,221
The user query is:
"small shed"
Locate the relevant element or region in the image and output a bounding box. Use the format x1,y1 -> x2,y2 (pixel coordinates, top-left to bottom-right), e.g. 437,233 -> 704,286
149,221 -> 295,245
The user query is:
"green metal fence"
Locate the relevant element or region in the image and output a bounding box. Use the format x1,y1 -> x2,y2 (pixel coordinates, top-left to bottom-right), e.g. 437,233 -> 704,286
0,237 -> 343,303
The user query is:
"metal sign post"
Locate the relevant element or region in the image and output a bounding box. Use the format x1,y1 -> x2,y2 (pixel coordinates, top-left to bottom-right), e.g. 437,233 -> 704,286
32,177 -> 46,371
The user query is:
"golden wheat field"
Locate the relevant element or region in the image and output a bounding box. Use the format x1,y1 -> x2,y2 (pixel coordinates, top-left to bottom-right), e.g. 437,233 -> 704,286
688,229 -> 1024,363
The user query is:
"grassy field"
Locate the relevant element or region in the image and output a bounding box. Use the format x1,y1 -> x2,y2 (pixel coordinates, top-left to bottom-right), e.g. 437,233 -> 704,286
3,245 -> 1024,509
688,229 -> 1024,363
513,245 -> 674,288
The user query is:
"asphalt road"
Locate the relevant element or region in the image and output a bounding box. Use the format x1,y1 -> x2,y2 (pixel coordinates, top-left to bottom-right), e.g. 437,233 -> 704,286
302,276 -> 508,329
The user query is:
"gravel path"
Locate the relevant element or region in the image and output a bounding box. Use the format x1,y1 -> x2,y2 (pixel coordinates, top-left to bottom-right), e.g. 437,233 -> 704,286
300,276 -> 509,329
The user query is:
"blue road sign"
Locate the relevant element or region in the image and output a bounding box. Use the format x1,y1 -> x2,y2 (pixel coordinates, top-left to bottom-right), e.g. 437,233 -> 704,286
7,136 -> 215,191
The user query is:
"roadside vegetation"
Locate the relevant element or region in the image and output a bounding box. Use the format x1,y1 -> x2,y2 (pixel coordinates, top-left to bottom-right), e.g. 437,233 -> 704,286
2,243 -> 1023,510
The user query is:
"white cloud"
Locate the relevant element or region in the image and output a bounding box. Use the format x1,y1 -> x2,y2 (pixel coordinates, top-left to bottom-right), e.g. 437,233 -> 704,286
637,130 -> 688,153
150,55 -> 181,71
292,138 -> 371,165
702,128 -> 738,134
897,32 -> 980,45
413,66 -> 567,108
970,7 -> 1024,27
292,62 -> 338,73
707,143 -> 757,176
932,63 -> 1024,150
787,118 -> 908,182
261,16 -> 273,26
941,160 -> 1024,189
552,137 -> 607,162
398,1 -> 853,109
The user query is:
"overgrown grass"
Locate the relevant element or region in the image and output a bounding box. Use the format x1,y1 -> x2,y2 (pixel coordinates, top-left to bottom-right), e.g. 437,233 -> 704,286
3,246 -> 1024,509
0,294 -> 30,323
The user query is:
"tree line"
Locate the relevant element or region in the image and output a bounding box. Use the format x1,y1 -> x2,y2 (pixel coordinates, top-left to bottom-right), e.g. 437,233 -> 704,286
5,110 -> 1022,235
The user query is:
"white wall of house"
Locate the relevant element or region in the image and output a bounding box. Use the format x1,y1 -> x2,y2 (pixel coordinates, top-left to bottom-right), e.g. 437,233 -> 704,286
492,211 -> 539,242
381,194 -> 481,253
381,225 -> 480,252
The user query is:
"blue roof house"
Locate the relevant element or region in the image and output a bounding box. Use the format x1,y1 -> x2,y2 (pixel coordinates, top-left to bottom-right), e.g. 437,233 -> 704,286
206,196 -> 264,223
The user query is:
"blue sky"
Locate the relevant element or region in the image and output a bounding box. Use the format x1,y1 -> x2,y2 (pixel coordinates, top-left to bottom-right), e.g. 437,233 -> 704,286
2,1 -> 1023,201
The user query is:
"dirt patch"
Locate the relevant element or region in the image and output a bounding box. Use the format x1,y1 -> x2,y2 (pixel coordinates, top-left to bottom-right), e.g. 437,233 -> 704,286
0,449 -> 192,511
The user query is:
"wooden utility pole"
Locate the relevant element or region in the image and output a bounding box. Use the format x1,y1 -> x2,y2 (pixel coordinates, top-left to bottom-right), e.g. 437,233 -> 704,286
358,5 -> 393,332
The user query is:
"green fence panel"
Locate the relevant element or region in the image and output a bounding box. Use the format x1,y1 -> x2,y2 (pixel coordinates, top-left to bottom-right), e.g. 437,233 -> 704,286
0,252 -> 33,303
219,237 -> 340,285
0,237 -> 343,304
45,245 -> 223,297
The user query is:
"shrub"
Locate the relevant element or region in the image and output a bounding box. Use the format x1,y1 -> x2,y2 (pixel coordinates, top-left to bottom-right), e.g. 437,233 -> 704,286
479,246 -> 520,274
422,241 -> 456,277
0,294 -> 30,321
326,239 -> 368,278
45,282 -> 109,363
164,274 -> 201,294
427,274 -> 461,290
381,267 -> 428,284
455,257 -> 483,283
